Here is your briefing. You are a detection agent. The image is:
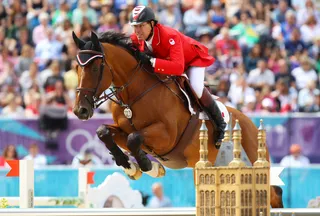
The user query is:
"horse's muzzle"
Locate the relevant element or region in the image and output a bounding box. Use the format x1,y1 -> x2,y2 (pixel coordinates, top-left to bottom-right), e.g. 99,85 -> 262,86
74,106 -> 92,120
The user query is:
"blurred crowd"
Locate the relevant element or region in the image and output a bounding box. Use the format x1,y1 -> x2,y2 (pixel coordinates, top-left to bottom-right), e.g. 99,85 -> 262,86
1,0 -> 320,117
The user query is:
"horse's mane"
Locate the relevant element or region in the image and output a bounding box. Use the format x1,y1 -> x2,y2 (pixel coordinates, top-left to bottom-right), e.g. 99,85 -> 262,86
98,31 -> 150,64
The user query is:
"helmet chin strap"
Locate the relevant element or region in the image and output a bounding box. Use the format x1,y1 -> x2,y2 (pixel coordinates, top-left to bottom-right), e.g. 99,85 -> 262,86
145,21 -> 154,41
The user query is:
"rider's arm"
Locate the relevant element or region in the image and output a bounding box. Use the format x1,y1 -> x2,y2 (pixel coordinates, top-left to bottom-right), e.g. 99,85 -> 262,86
153,35 -> 185,76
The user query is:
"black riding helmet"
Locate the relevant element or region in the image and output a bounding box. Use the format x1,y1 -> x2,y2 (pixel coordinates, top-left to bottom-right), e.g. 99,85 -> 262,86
129,6 -> 158,26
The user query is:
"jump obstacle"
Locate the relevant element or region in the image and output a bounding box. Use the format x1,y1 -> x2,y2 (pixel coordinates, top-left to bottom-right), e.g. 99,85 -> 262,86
1,160 -> 94,208
1,119 -> 320,215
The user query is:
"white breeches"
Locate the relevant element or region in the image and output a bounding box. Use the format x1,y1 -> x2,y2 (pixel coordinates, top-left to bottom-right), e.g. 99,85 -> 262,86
186,67 -> 205,98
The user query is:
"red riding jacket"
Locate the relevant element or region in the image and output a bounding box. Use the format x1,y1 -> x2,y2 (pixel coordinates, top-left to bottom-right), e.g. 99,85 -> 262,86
130,24 -> 215,76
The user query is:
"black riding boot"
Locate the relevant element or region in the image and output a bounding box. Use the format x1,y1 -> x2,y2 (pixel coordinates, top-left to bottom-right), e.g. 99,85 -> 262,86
199,88 -> 227,148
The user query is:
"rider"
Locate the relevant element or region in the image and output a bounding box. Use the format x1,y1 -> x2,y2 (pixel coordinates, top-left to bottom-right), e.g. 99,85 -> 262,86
129,6 -> 226,144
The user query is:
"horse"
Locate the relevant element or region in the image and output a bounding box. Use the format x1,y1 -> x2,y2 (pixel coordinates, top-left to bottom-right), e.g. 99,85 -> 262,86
72,31 -> 284,208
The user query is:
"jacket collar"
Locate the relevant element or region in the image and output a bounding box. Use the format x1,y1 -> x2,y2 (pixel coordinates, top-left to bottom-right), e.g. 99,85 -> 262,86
152,24 -> 161,47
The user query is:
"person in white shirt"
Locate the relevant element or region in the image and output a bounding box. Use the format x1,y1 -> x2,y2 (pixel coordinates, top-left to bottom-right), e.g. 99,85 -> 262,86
71,149 -> 103,167
280,144 -> 310,167
291,56 -> 317,90
247,60 -> 275,88
23,143 -> 47,168
147,182 -> 172,208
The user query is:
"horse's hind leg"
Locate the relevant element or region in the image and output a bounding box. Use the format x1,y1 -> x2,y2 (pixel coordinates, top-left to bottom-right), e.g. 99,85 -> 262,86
96,124 -> 142,179
271,186 -> 284,208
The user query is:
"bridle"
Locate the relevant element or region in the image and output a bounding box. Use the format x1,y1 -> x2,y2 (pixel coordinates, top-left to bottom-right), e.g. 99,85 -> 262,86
75,48 -> 143,110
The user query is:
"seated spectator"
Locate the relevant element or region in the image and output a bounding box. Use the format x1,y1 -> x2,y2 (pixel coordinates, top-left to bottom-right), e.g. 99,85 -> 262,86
267,47 -> 283,74
63,60 -> 78,101
229,11 -> 259,49
195,27 -> 214,48
71,149 -> 103,167
271,78 -> 298,112
147,182 -> 172,208
72,0 -> 98,27
19,61 -> 40,94
32,12 -> 52,45
275,59 -> 296,87
247,59 -> 275,89
280,144 -> 310,167
97,12 -> 120,33
241,94 -> 256,113
51,0 -> 72,27
291,56 -> 317,90
1,93 -> 25,118
183,0 -> 208,38
26,0 -> 49,30
272,10 -> 297,43
25,92 -> 41,117
23,143 -> 47,167
0,145 -> 19,168
34,29 -> 64,69
215,27 -> 241,57
158,0 -> 182,30
14,44 -> 34,77
54,19 -> 74,45
271,0 -> 291,24
244,44 -> 262,72
208,1 -> 226,35
300,15 -> 320,47
298,80 -> 320,112
296,0 -> 320,27
284,28 -> 306,57
228,76 -> 255,109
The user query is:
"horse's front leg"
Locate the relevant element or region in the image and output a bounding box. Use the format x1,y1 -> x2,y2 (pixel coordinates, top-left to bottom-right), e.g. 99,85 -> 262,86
96,124 -> 142,180
127,122 -> 168,178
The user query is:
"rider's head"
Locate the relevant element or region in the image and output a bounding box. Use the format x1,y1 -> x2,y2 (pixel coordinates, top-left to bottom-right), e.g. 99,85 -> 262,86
129,6 -> 157,41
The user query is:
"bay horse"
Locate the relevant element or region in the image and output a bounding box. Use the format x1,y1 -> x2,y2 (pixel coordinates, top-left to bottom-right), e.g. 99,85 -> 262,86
72,31 -> 283,208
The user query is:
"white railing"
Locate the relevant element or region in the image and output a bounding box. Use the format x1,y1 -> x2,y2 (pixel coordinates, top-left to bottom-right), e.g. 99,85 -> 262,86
0,160 -> 91,208
0,208 -> 319,216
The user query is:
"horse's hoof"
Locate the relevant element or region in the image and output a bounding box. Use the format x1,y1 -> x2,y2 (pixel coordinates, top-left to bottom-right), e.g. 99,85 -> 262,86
125,162 -> 142,180
157,163 -> 166,178
214,141 -> 221,149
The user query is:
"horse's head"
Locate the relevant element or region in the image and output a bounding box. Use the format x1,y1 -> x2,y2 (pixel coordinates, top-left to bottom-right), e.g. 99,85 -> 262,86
72,31 -> 112,120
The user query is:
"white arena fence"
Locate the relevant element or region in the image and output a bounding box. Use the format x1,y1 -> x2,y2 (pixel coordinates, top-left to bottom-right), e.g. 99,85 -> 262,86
1,160 -> 93,208
0,208 -> 320,216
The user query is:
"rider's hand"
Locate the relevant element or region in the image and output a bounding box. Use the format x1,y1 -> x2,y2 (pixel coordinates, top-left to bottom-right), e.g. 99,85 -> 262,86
140,52 -> 154,66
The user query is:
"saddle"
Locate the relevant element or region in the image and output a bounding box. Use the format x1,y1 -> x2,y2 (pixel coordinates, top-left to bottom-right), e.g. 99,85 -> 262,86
174,75 -> 202,113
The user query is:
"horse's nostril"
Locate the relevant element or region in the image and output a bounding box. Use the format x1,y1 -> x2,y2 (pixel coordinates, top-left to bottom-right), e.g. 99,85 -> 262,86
79,107 -> 88,116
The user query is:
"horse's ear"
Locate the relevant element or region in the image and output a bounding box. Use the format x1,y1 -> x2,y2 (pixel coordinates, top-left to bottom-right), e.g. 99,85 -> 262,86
91,31 -> 100,50
72,31 -> 86,49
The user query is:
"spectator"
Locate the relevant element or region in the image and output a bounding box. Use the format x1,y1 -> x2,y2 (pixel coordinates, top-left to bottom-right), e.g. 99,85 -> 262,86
158,0 -> 182,31
1,93 -> 25,118
183,0 -> 208,38
291,56 -> 317,90
280,144 -> 310,167
0,145 -> 19,168
147,182 -> 172,208
247,59 -> 275,88
23,143 -> 47,167
298,80 -> 320,112
34,29 -> 64,69
71,149 -> 103,167
32,12 -> 52,45
72,0 -> 98,27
